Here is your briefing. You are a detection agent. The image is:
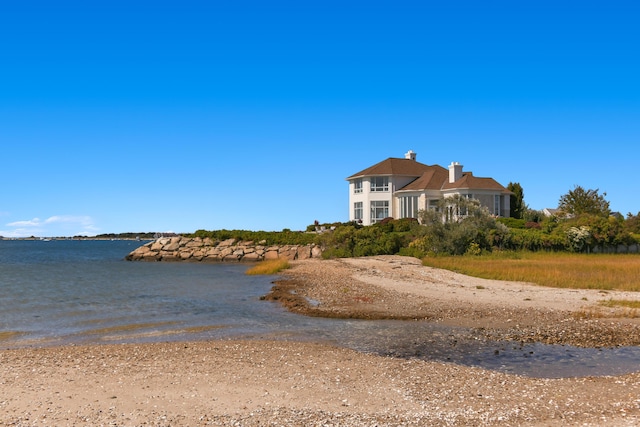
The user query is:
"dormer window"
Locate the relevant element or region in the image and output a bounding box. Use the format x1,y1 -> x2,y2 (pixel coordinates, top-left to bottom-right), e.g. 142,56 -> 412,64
370,177 -> 389,192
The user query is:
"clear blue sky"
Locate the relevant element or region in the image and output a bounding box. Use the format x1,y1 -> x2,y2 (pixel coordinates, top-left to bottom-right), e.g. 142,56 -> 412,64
1,1 -> 639,237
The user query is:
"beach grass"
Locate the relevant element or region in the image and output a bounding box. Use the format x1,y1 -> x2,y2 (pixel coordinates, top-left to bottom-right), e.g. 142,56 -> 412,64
422,252 -> 640,292
600,299 -> 640,309
245,258 -> 291,275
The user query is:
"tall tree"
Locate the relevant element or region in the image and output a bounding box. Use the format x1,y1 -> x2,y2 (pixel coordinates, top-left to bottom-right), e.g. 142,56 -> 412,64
558,185 -> 611,217
507,182 -> 525,219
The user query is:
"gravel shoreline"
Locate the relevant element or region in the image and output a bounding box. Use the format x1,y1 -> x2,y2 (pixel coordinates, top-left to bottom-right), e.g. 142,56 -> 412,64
2,340 -> 640,426
267,256 -> 640,348
2,255 -> 640,426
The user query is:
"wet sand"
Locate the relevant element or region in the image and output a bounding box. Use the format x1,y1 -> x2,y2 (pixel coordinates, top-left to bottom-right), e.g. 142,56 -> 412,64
2,255 -> 640,426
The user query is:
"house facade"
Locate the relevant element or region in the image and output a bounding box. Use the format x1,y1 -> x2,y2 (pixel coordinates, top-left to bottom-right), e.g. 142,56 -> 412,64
347,150 -> 511,225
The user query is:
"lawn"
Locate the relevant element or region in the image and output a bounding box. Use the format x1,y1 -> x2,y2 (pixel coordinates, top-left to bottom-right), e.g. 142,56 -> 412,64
421,252 -> 640,292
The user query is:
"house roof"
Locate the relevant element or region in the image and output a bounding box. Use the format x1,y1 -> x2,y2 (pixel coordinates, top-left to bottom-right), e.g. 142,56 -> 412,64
348,156 -> 510,193
441,172 -> 510,192
346,157 -> 433,179
395,166 -> 449,191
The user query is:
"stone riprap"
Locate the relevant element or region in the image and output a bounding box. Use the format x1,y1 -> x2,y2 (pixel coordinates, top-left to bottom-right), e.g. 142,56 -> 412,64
125,237 -> 323,262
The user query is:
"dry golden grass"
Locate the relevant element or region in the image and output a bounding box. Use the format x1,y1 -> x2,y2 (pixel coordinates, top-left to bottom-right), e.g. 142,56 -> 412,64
573,308 -> 608,319
422,252 -> 640,292
575,304 -> 640,319
600,299 -> 640,309
245,258 -> 290,275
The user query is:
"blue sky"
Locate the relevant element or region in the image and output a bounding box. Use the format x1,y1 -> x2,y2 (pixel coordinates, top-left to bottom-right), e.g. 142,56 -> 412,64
1,1 -> 639,237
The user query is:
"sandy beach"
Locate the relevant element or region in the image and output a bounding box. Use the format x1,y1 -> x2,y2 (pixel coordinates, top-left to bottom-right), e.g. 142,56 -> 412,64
2,255 -> 640,426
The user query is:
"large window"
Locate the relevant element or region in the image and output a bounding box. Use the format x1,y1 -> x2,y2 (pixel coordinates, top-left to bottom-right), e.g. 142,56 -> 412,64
353,179 -> 363,194
370,201 -> 389,223
354,202 -> 363,221
400,196 -> 419,219
460,194 -> 474,216
370,177 -> 389,192
494,195 -> 501,216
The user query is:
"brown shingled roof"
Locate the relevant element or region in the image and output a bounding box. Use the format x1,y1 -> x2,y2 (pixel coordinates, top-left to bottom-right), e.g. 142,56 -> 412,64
346,157 -> 433,179
442,173 -> 509,192
396,166 -> 449,191
348,157 -> 510,193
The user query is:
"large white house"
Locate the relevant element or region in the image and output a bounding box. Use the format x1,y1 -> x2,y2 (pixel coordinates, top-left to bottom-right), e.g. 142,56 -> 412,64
347,150 -> 511,225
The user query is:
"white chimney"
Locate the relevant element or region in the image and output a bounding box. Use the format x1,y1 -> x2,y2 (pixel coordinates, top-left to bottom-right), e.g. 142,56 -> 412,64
404,150 -> 417,161
449,162 -> 463,183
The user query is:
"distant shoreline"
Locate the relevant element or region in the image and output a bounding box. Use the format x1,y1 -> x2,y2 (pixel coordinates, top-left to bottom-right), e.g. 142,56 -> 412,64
0,237 -> 154,241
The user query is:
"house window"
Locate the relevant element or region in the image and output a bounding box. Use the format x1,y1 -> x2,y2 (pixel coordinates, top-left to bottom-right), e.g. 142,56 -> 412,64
354,202 -> 363,221
353,179 -> 363,194
457,194 -> 472,216
370,201 -> 389,223
494,195 -> 501,216
428,199 -> 440,211
370,177 -> 389,192
400,196 -> 419,219
445,198 -> 467,219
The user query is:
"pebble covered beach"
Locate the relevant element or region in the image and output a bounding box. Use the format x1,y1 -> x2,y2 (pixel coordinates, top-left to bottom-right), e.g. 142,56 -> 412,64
2,256 -> 640,426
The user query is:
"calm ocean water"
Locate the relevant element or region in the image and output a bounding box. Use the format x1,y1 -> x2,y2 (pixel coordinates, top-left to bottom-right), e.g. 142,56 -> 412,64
0,239 -> 309,345
1,239 -> 639,378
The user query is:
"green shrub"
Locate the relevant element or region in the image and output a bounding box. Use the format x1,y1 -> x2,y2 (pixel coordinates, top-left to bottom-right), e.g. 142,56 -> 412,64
497,217 -> 526,229
189,229 -> 318,246
465,242 -> 483,256
321,247 -> 354,259
316,222 -> 404,258
398,246 -> 426,259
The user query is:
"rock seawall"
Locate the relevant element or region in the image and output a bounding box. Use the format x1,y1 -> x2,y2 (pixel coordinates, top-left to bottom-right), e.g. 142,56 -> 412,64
125,237 -> 323,262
